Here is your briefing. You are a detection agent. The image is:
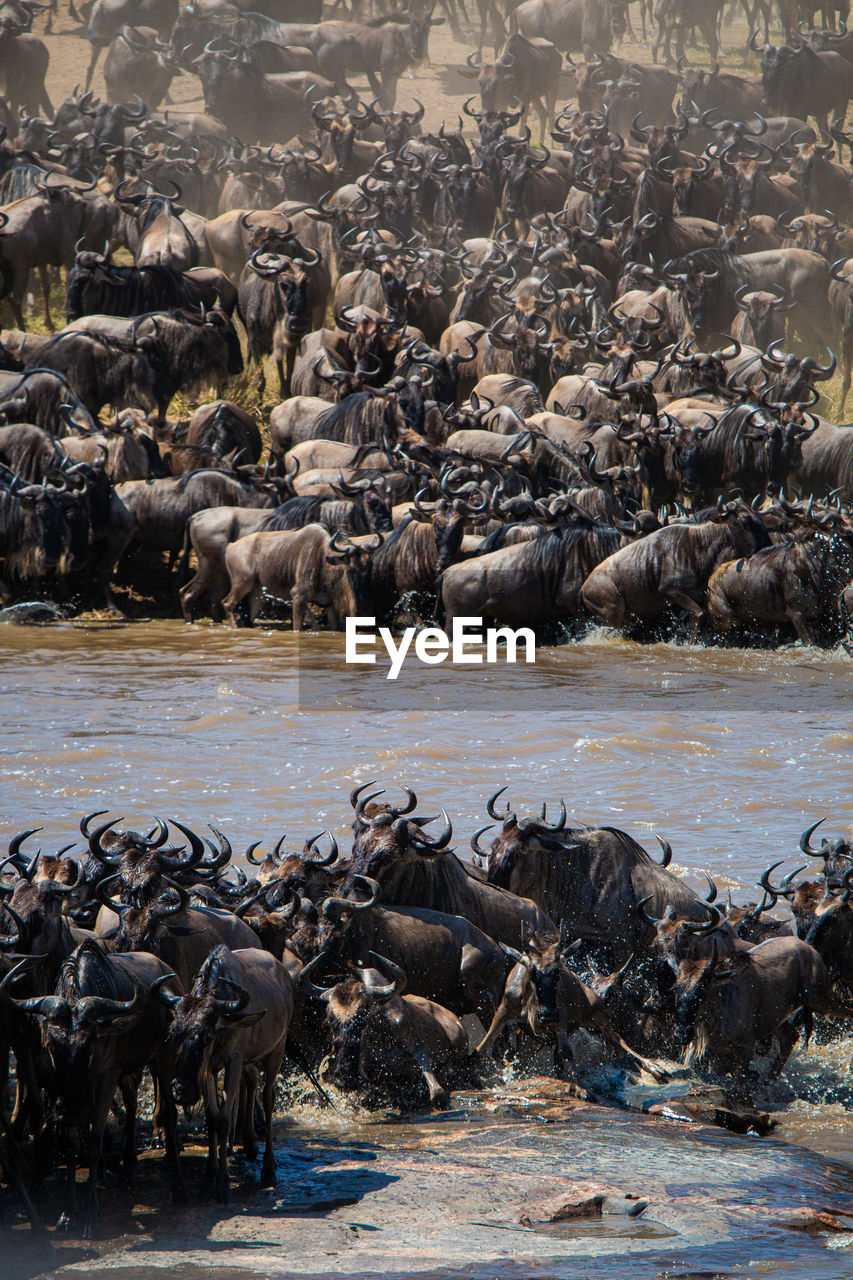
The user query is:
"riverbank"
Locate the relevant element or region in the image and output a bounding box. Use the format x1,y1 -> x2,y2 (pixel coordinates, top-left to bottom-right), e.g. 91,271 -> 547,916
11,1083 -> 853,1280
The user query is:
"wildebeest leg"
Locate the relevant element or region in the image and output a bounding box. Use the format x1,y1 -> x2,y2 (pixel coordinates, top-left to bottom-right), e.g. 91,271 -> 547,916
554,1029 -> 577,1079
460,944 -> 492,1015
277,357 -> 287,399
223,570 -> 256,628
153,1051 -> 187,1203
377,73 -> 397,111
38,268 -> 54,332
789,610 -> 815,644
839,337 -> 853,416
200,1100 -> 218,1200
84,1079 -> 117,1238
85,41 -> 104,90
292,589 -> 307,632
9,279 -> 26,331
534,98 -> 548,145
582,578 -> 626,629
663,586 -> 704,632
241,1067 -> 259,1162
410,1043 -> 447,1109
119,1076 -> 139,1185
216,1060 -> 241,1203
56,1125 -> 80,1232
475,983 -> 524,1056
590,1010 -> 670,1082
0,1115 -> 53,1251
259,1045 -> 283,1188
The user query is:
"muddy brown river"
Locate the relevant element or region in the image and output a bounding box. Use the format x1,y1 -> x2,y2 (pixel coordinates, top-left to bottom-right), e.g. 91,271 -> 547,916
2,622 -> 850,875
3,622 -> 853,1276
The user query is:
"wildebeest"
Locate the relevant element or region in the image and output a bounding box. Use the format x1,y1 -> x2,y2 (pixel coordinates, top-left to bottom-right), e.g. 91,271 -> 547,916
65,254 -> 230,323
581,503 -> 773,634
707,526 -> 853,644
2,944 -> 184,1236
440,516 -> 621,631
301,952 -> 468,1108
221,524 -> 379,629
475,932 -> 667,1080
152,945 -> 294,1201
674,935 -> 831,1077
344,785 -> 553,946
114,470 -> 279,568
20,329 -> 170,419
238,247 -> 326,396
482,793 -> 710,965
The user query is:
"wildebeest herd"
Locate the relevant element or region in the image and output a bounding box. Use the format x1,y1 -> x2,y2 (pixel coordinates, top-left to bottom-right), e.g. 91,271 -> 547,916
1,2 -> 853,642
0,789 -> 851,1238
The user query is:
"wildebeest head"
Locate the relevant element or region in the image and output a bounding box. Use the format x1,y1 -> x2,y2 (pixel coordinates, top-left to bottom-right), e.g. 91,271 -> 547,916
249,248 -> 322,339
751,36 -> 796,112
409,488 -> 475,573
661,264 -> 723,337
733,286 -> 790,350
85,813 -> 216,908
408,6 -> 443,64
482,789 -> 576,889
301,950 -> 407,1090
499,144 -> 551,220
15,481 -> 67,570
3,947 -> 142,1124
783,133 -> 835,204
672,940 -> 724,1044
0,859 -> 77,970
501,930 -> 582,1029
632,111 -> 690,169
778,212 -> 839,258
326,529 -> 382,616
368,99 -> 425,155
663,158 -> 715,217
100,879 -> 191,952
337,306 -> 403,377
638,896 -> 729,973
153,945 -> 261,1107
275,874 -> 379,966
348,782 -> 453,881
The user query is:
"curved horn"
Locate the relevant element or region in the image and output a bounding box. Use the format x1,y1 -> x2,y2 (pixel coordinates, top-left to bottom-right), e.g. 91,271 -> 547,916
800,818 -> 827,855
302,831 -> 339,866
470,824 -> 494,857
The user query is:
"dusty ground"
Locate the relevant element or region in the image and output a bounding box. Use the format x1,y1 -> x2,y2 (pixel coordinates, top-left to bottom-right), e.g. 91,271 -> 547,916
11,8 -> 851,415
29,3 -> 780,136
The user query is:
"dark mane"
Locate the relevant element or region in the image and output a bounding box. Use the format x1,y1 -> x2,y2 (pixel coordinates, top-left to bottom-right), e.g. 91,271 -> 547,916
527,520 -> 620,577
666,247 -> 750,292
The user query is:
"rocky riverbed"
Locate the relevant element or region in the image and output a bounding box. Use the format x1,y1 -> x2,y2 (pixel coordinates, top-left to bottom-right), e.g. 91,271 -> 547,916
9,1080 -> 853,1280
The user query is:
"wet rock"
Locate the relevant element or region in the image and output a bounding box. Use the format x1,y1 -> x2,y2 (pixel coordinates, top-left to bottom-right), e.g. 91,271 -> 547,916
771,1207 -> 853,1232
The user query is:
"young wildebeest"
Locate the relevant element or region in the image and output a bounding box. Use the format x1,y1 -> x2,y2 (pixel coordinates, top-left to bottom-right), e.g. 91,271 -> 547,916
475,932 -> 668,1083
152,945 -> 294,1202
